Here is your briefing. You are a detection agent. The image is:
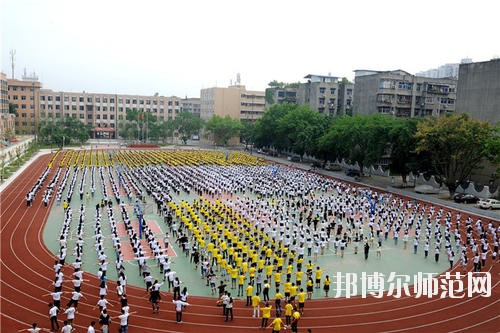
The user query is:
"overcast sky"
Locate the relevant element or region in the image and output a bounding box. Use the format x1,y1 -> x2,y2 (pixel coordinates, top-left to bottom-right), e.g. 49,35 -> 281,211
2,0 -> 499,98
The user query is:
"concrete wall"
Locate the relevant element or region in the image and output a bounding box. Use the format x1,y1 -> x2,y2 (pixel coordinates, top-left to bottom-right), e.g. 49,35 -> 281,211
456,59 -> 500,124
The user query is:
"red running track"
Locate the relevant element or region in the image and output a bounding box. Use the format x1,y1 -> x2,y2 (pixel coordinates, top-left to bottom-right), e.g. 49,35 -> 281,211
1,153 -> 499,333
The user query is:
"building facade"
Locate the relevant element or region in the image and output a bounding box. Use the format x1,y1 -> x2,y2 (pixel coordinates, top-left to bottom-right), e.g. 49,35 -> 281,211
455,59 -> 500,124
39,90 -> 183,139
7,77 -> 42,135
265,86 -> 298,108
416,58 -> 472,79
266,75 -> 353,115
1,72 -> 16,140
181,97 -> 201,117
353,70 -> 457,118
200,85 -> 265,122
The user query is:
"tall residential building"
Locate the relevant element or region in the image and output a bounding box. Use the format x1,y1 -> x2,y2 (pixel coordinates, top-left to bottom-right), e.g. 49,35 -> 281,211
200,85 -> 265,122
455,59 -> 500,124
181,97 -> 201,117
353,69 -> 457,118
39,89 -> 183,139
416,58 -> 473,79
7,76 -> 42,135
265,74 -> 353,115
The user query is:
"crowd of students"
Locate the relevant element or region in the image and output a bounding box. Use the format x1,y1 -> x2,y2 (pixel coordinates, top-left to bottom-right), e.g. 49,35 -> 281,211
21,149 -> 498,332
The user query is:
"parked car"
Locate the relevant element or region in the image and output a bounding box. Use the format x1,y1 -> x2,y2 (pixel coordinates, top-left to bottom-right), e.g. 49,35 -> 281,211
324,162 -> 342,171
345,169 -> 361,177
452,193 -> 480,204
476,198 -> 500,210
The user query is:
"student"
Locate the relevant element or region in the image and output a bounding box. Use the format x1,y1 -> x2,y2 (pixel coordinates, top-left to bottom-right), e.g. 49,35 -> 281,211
252,292 -> 261,317
48,303 -> 60,332
224,293 -> 234,322
99,309 -> 111,333
60,320 -> 74,333
20,322 -> 44,333
261,302 -> 272,328
291,309 -> 301,333
172,299 -> 189,323
323,275 -> 331,297
87,321 -> 96,333
268,316 -> 283,333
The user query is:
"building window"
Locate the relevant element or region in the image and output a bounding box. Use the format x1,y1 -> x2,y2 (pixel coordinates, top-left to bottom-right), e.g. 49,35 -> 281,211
330,88 -> 336,94
72,105 -> 77,110
103,115 -> 107,120
41,95 -> 45,101
79,106 -> 84,111
71,97 -> 76,102
80,114 -> 84,119
110,115 -> 114,120
21,104 -> 27,109
13,95 -> 18,100
319,87 -> 326,94
21,113 -> 27,118
87,97 -> 92,103
96,97 -> 100,103
379,80 -> 395,89
87,114 -> 92,119
103,97 -> 108,103
103,106 -> 107,111
48,96 -> 53,101
21,95 -> 27,100
110,98 -> 115,103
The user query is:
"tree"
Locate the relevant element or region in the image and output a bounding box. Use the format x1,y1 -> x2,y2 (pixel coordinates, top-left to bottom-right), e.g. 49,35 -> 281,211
318,115 -> 392,175
276,105 -> 326,159
205,115 -> 242,146
172,112 -> 203,144
414,113 -> 499,194
387,118 -> 420,183
253,103 -> 295,150
240,121 -> 255,150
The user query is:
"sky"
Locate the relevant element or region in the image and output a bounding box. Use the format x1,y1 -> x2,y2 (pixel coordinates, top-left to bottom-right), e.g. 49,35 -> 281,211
1,0 -> 499,98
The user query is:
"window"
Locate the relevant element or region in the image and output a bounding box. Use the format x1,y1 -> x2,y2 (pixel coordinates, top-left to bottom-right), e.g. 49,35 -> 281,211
96,97 -> 100,103
79,97 -> 84,102
133,99 -> 137,104
416,83 -> 422,91
80,114 -> 84,119
319,87 -> 326,94
168,101 -> 172,106
79,106 -> 84,111
72,114 -> 77,118
379,80 -> 395,89
139,99 -> 144,104
86,105 -> 93,112
87,114 -> 92,119
64,105 -> 69,110
13,95 -> 18,100
175,101 -> 179,106
118,98 -> 123,103
318,97 -> 325,105
110,115 -> 114,120
103,106 -> 107,111
21,104 -> 27,109
72,105 -> 77,110
103,97 -> 108,103
118,107 -> 123,112
21,113 -> 27,118
330,88 -> 336,94
48,96 -> 53,101
71,97 -> 77,102
118,115 -> 123,120
87,97 -> 92,103
110,106 -> 115,111
110,98 -> 114,103
41,96 -> 45,101
55,105 -> 60,110
97,106 -> 100,111
21,95 -> 26,100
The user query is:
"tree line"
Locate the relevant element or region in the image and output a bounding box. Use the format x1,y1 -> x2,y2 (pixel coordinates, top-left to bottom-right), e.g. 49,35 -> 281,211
252,103 -> 499,194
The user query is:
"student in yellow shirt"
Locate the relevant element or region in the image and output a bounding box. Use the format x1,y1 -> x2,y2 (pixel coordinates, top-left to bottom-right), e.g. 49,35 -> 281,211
251,292 -> 261,317
297,288 -> 307,315
323,275 -> 331,297
230,267 -> 239,289
246,283 -> 254,306
273,271 -> 282,290
269,316 -> 283,333
274,291 -> 283,317
306,277 -> 314,300
284,300 -> 294,326
295,270 -> 304,287
290,283 -> 298,299
291,309 -> 301,333
237,272 -> 245,297
315,266 -> 323,289
260,302 -> 272,328
283,279 -> 292,300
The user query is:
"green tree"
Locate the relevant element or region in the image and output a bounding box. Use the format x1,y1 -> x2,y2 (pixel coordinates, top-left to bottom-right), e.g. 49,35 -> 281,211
253,103 -> 295,150
173,112 -> 204,144
276,105 -> 326,158
387,118 -> 420,183
414,113 -> 499,194
205,115 -> 242,146
240,120 -> 255,150
319,115 -> 392,175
